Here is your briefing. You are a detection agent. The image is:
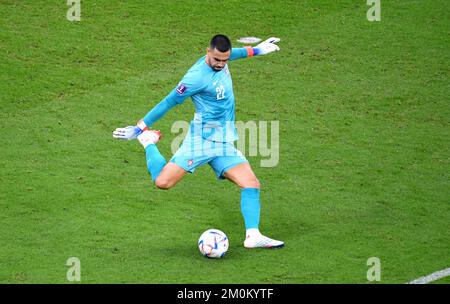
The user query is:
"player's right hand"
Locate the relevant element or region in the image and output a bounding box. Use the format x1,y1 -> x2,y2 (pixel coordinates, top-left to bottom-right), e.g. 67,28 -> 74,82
112,126 -> 142,140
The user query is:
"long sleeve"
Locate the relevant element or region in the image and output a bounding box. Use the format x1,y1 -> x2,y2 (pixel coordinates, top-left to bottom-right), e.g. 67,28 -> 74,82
229,47 -> 255,61
142,64 -> 207,126
142,95 -> 178,127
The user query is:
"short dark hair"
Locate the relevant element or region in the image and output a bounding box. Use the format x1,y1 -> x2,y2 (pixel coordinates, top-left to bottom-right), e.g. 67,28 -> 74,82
210,34 -> 232,52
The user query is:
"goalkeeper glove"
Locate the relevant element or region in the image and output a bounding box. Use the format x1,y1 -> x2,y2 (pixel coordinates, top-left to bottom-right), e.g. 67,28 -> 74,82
113,120 -> 148,140
254,37 -> 281,55
112,126 -> 142,140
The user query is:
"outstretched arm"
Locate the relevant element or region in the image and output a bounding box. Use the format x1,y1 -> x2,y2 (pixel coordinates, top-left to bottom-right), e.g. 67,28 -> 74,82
113,71 -> 205,140
112,95 -> 179,140
230,37 -> 281,61
141,92 -> 181,127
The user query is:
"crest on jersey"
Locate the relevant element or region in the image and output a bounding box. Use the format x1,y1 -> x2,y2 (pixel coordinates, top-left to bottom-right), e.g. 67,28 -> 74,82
187,159 -> 194,166
176,83 -> 187,94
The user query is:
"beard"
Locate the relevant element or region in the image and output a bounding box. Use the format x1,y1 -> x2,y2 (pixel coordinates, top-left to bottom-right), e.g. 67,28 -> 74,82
208,58 -> 224,71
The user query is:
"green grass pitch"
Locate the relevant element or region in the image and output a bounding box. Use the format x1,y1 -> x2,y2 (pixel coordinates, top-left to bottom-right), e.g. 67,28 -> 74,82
0,0 -> 449,283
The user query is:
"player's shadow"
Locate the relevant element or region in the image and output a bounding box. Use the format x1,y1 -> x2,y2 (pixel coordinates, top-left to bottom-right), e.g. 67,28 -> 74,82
157,244 -> 199,259
153,242 -> 245,261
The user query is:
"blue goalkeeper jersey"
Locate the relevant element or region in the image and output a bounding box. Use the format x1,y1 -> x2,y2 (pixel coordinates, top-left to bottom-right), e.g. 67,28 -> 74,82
172,56 -> 237,142
142,48 -> 252,142
143,48 -> 252,142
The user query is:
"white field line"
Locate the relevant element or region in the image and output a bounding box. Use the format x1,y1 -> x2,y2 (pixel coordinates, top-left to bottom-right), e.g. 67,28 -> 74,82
408,267 -> 450,284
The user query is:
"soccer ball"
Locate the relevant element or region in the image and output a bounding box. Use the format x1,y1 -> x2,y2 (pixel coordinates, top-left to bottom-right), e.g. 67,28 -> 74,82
198,229 -> 229,258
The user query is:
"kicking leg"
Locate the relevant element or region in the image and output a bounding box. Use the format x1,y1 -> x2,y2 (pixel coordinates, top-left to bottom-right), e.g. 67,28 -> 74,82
138,130 -> 186,190
154,162 -> 186,190
223,162 -> 284,249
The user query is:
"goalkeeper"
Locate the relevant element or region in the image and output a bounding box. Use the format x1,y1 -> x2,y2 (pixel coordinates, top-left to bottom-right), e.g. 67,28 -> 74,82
113,35 -> 284,248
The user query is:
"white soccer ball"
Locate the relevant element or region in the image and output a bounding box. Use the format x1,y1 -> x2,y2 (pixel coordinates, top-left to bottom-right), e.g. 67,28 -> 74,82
198,229 -> 229,258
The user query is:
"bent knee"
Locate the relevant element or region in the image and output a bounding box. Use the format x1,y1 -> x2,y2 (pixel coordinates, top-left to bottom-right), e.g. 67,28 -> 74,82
155,177 -> 173,190
241,178 -> 260,189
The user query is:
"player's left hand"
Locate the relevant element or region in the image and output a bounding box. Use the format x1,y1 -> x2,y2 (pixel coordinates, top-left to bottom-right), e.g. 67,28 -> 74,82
112,126 -> 142,140
254,37 -> 281,55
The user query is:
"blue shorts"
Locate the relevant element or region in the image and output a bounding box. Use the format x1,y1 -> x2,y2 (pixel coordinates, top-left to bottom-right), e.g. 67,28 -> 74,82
170,134 -> 248,179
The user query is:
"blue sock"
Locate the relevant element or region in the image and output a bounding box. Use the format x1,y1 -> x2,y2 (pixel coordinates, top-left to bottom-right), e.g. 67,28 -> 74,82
145,144 -> 166,182
241,188 -> 261,230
